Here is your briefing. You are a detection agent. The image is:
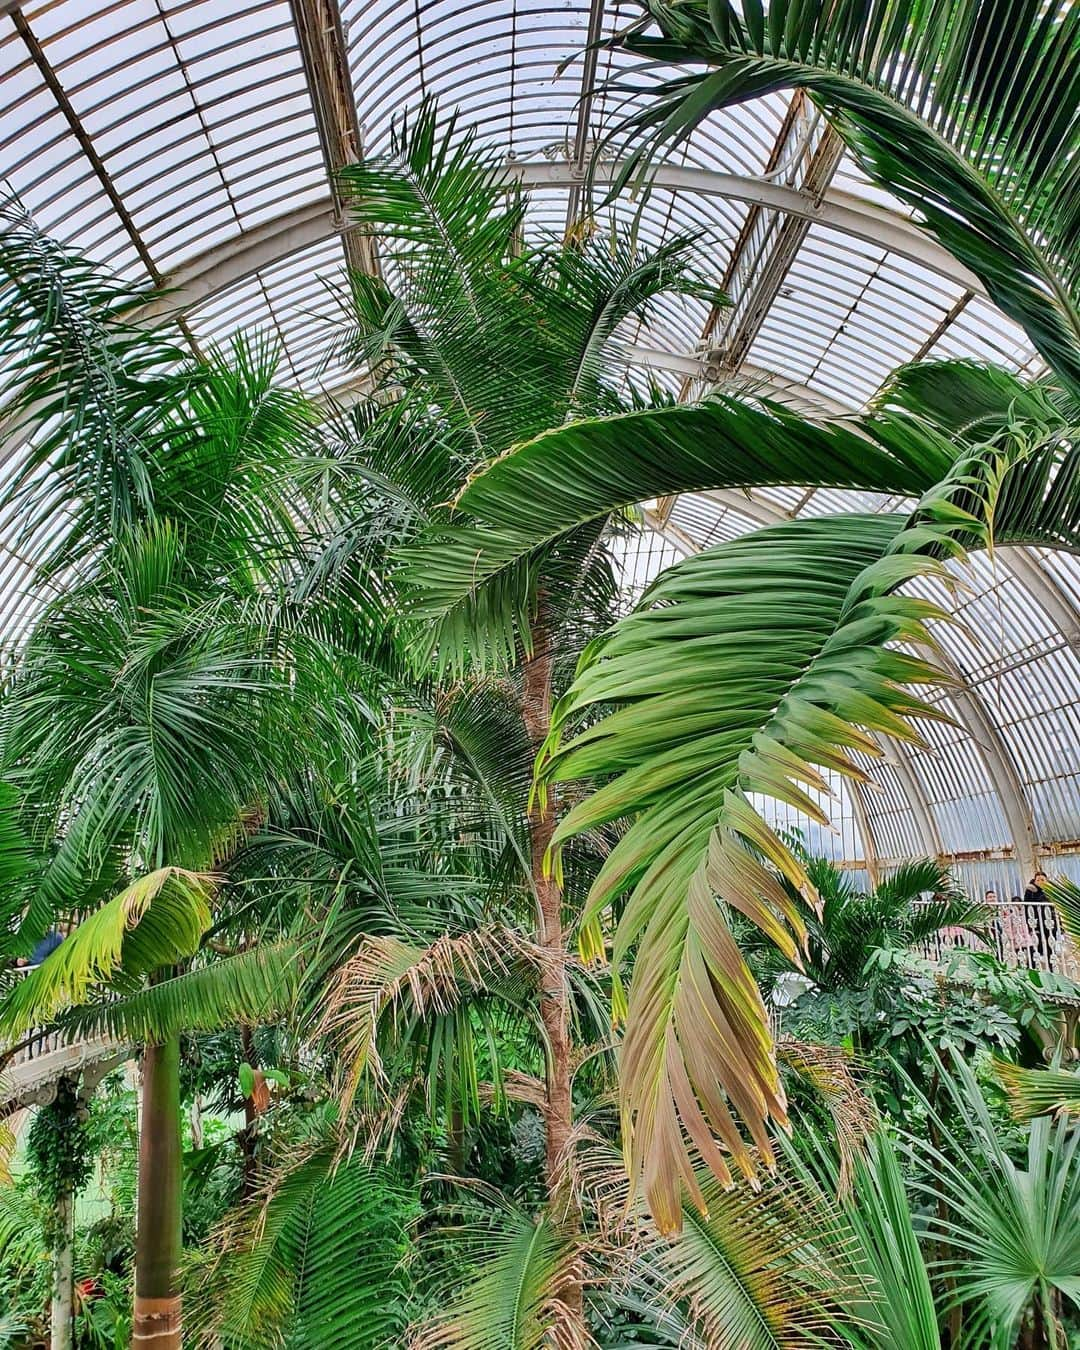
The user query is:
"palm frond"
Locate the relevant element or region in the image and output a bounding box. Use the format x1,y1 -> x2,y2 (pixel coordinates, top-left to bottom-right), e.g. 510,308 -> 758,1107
909,1049 -> 1080,1348
190,1146 -> 415,1349
536,509 -> 960,1230
580,1130 -> 870,1350
835,1135 -> 941,1350
55,942 -> 299,1045
0,193 -> 194,571
340,101 -> 523,326
0,867 -> 213,1040
5,516 -> 299,907
776,1040 -> 875,1198
410,1185 -> 589,1350
407,395 -> 950,647
316,926 -> 541,1122
414,360 -> 1080,639
1045,877 -> 1080,946
603,0 -> 1080,392
994,1060 -> 1080,1122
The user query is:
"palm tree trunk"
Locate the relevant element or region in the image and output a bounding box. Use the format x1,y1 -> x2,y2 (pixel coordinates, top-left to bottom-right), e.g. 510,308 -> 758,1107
521,603 -> 583,1324
133,1035 -> 182,1349
49,1186 -> 73,1350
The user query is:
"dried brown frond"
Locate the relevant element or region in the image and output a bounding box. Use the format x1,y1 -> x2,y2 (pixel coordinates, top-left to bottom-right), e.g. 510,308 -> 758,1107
314,923 -> 542,1114
777,1038 -> 876,1197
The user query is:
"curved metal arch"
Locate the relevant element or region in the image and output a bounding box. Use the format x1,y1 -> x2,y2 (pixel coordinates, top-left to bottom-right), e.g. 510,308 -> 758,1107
134,157 -> 987,328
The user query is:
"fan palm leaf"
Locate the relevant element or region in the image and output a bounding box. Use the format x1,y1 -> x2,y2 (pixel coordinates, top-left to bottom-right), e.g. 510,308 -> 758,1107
909,1050 -> 1080,1348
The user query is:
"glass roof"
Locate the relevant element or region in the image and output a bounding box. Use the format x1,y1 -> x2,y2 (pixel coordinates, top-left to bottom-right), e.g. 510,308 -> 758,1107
1,0 -> 1078,892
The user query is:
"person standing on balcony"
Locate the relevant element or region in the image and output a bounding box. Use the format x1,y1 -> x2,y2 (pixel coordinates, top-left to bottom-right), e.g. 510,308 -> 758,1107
1024,871 -> 1049,904
1024,872 -> 1052,967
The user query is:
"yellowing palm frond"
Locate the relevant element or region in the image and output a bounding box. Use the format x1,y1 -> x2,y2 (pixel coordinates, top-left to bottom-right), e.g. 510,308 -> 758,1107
0,867 -> 213,1041
537,510 -> 957,1230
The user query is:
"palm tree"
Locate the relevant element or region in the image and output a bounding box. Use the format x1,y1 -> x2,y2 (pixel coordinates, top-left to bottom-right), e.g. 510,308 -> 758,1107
0,212 -> 323,1346
400,1 -> 1080,1233
299,100 -> 723,1329
752,856 -> 992,1001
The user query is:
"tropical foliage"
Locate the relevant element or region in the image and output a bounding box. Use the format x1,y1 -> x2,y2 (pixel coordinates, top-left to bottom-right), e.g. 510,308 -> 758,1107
0,0 -> 1078,1343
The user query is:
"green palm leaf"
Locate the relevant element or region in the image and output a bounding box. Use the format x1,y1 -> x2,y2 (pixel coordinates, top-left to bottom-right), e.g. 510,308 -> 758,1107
0,867 -> 213,1040
411,1187 -> 584,1350
0,194 -> 194,570
53,942 -> 299,1046
1046,877 -> 1080,946
603,0 -> 1080,392
834,1135 -> 941,1350
410,362 -> 1079,636
994,1061 -> 1080,1122
536,511 -> 957,1230
191,1147 -> 414,1349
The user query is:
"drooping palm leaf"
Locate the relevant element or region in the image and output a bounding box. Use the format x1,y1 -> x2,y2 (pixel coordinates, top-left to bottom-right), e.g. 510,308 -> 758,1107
601,0 -> 1080,393
536,510 -> 960,1229
316,926 -> 541,1125
0,867 -> 213,1040
408,394 -> 950,644
994,1060 -> 1080,1123
53,942 -> 299,1046
411,361 -> 1080,638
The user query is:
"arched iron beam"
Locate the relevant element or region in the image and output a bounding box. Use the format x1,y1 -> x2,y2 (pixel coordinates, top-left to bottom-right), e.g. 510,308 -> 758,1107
134,158 -> 987,328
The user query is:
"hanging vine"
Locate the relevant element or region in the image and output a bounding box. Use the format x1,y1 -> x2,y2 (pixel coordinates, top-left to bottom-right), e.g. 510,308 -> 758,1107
26,1075 -> 92,1247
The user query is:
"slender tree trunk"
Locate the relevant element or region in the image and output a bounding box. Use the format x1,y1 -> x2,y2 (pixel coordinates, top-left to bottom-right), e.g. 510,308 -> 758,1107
239,1024 -> 258,1199
49,1186 -> 73,1350
189,1093 -> 203,1152
521,603 -> 584,1324
133,1036 -> 182,1350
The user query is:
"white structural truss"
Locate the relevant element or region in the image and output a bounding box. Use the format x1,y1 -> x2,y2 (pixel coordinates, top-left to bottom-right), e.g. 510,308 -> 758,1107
0,0 -> 1078,898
